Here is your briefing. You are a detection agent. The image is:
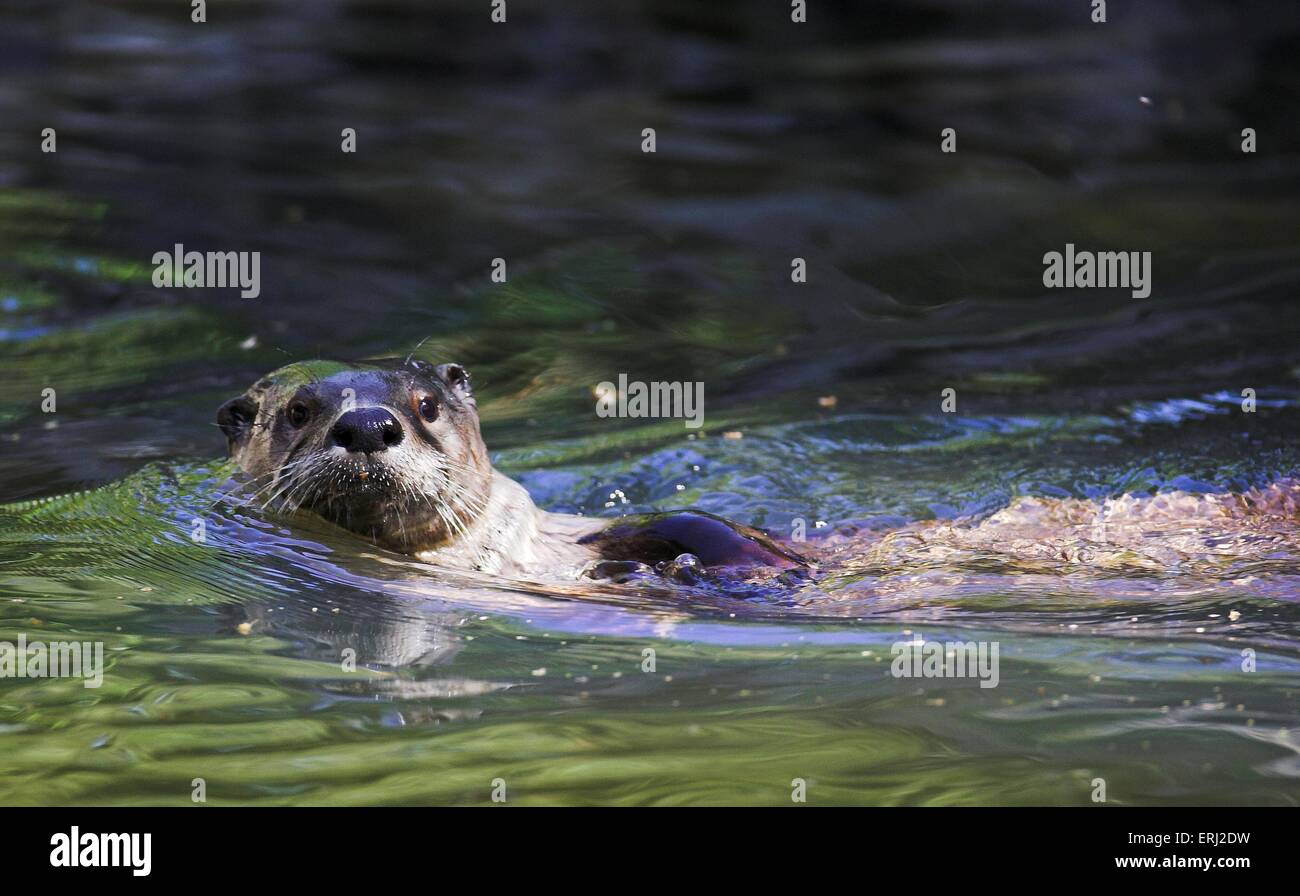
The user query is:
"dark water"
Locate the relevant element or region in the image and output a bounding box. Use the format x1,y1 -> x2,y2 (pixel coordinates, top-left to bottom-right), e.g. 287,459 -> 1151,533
1,1 -> 1299,804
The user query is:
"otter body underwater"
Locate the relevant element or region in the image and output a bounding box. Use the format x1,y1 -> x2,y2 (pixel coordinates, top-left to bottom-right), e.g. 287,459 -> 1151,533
217,359 -> 807,583
217,360 -> 1300,593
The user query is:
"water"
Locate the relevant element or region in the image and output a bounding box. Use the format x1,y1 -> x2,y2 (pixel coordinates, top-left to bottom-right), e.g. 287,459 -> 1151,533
1,0 -> 1299,805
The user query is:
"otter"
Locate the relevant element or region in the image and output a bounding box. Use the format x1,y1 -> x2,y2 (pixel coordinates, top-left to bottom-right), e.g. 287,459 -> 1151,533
216,359 -> 807,580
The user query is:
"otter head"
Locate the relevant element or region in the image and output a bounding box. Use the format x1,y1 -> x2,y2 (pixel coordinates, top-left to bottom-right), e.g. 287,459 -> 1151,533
216,359 -> 491,553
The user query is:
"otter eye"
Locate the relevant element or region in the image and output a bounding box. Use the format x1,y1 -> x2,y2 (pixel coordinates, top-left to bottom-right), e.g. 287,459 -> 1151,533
286,401 -> 312,428
417,396 -> 439,423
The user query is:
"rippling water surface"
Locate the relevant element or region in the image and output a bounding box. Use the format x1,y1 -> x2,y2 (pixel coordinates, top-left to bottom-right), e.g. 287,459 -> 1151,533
1,0 -> 1299,805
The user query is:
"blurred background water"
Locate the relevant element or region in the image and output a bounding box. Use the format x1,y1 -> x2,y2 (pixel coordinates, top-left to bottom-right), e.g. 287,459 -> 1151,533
0,0 -> 1298,805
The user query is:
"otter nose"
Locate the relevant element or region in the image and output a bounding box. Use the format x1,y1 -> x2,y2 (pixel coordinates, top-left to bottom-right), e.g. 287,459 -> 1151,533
329,408 -> 404,453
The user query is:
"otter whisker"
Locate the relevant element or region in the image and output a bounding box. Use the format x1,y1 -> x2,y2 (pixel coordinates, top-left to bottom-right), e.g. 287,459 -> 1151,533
213,456 -> 311,513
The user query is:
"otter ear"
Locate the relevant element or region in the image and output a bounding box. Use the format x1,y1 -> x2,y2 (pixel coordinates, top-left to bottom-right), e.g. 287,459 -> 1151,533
216,395 -> 259,450
435,363 -> 474,403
